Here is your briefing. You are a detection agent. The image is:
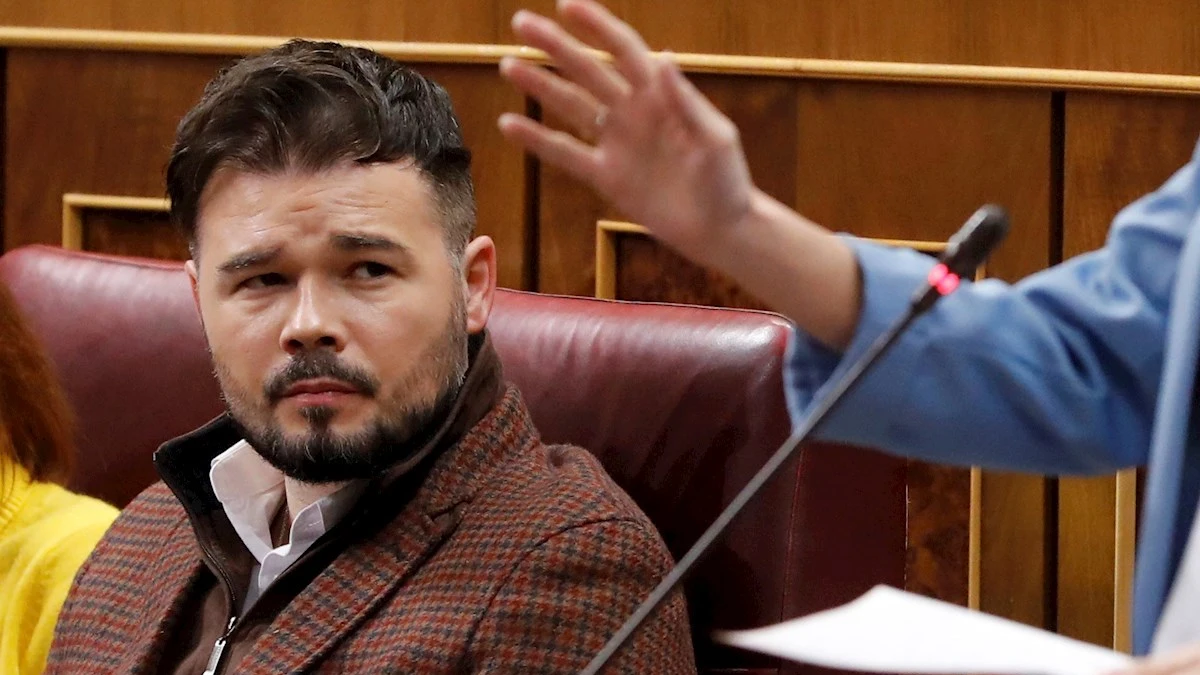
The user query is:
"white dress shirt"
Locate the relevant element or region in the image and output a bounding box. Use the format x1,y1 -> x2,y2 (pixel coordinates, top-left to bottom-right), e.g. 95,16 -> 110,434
209,440 -> 366,612
1152,498 -> 1200,654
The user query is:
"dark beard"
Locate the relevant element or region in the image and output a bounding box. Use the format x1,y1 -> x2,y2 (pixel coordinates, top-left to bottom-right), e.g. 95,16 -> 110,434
229,380 -> 461,484
218,301 -> 470,485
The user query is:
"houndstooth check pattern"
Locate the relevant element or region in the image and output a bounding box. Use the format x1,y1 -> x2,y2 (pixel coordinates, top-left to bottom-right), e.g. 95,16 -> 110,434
47,387 -> 697,674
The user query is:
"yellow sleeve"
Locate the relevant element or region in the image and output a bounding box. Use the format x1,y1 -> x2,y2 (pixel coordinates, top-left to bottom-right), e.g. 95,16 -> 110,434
0,495 -> 116,675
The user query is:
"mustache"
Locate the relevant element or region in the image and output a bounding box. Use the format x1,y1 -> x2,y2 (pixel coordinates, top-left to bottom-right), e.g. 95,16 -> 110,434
264,351 -> 380,401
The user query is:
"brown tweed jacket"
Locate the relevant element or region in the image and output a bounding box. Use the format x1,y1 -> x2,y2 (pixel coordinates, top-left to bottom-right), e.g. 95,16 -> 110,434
48,364 -> 695,673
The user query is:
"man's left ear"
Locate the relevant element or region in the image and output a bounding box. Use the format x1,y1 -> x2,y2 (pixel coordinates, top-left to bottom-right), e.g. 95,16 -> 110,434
461,236 -> 497,334
184,259 -> 201,312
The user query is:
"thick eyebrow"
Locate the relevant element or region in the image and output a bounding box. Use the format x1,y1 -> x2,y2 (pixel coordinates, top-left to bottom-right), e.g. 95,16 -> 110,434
331,233 -> 409,255
216,246 -> 282,275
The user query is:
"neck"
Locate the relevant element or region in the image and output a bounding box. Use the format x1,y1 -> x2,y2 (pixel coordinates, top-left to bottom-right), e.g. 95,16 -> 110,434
283,477 -> 348,519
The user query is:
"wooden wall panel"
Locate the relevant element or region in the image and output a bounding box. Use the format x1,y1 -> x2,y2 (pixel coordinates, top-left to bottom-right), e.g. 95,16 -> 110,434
614,0 -> 1200,75
3,0 -> 1200,75
980,472 -> 1057,628
82,209 -> 184,259
792,83 -> 1051,266
791,84 -> 1055,625
0,0 -> 557,45
615,234 -> 769,309
3,51 -> 532,289
1064,95 -> 1200,253
903,462 -> 970,605
4,50 -> 227,250
788,82 -> 1054,627
1057,93 -> 1200,648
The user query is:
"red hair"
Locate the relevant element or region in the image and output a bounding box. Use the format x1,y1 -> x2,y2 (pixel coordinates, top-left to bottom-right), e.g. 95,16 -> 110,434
0,280 -> 74,484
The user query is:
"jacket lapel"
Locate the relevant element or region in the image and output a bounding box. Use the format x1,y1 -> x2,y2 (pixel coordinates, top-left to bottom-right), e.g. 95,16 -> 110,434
234,387 -> 537,673
238,495 -> 459,673
143,334 -> 524,672
1134,212 -> 1200,653
122,518 -> 208,674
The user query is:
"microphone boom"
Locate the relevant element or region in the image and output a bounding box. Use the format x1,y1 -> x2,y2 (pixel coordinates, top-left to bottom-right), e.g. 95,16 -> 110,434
578,205 -> 1010,675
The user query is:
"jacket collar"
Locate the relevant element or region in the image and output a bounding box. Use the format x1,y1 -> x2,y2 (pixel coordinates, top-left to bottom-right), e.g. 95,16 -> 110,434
149,330 -> 521,622
236,383 -> 542,673
153,330 -> 504,520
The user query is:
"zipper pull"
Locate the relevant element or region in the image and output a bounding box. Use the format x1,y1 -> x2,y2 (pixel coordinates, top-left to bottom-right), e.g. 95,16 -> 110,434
202,616 -> 238,675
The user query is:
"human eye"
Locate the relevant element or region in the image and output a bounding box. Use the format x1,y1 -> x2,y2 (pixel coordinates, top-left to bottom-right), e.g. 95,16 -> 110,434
238,272 -> 288,291
349,261 -> 395,281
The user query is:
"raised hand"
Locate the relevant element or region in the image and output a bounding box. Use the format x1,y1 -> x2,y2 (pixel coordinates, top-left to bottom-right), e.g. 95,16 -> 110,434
498,0 -> 757,264
500,0 -> 862,347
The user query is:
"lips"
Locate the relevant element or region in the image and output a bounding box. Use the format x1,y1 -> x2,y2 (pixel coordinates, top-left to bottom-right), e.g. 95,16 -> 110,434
282,378 -> 361,398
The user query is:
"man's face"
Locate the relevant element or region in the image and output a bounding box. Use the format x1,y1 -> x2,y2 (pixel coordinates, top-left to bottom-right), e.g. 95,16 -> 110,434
187,161 -> 491,484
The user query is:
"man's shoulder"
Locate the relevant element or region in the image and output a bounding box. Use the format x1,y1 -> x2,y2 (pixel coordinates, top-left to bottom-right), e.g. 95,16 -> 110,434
98,481 -> 188,545
120,480 -> 185,514
472,441 -> 666,548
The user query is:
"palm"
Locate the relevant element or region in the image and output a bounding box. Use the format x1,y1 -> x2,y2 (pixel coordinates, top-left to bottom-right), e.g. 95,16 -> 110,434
593,106 -> 750,250
498,0 -> 754,258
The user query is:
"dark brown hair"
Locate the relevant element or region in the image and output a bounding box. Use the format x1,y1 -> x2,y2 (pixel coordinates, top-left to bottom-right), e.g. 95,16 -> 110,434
0,281 -> 74,485
166,39 -> 475,259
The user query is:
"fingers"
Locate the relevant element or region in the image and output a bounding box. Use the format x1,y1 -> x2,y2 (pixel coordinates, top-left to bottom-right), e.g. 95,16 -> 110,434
500,56 -> 605,141
512,9 -> 629,105
497,113 -> 599,181
659,56 -> 736,142
557,0 -> 656,89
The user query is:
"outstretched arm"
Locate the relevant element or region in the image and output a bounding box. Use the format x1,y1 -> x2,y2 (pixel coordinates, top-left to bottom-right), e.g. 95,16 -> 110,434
498,0 -> 1194,474
498,0 -> 862,349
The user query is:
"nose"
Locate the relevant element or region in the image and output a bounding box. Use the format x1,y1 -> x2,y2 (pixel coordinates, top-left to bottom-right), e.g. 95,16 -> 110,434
279,277 -> 347,354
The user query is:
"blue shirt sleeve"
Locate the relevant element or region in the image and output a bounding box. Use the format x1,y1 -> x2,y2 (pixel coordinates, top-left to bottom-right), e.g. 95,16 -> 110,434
786,149 -> 1200,475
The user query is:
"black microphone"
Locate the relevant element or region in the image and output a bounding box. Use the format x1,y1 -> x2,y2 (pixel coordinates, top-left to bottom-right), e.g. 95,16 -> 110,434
912,204 -> 1009,313
579,204 -> 1011,675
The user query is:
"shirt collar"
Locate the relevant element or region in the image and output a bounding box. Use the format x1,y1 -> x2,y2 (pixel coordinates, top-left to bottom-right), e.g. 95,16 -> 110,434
209,440 -> 365,563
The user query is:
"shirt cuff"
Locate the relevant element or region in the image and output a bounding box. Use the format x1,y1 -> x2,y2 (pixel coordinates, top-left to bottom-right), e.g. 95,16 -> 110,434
784,236 -> 939,445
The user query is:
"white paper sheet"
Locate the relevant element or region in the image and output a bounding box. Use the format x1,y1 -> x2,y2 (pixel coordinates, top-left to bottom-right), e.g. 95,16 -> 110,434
715,586 -> 1133,675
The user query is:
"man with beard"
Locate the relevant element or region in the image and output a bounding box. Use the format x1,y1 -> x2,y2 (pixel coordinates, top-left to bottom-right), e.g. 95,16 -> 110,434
47,40 -> 695,675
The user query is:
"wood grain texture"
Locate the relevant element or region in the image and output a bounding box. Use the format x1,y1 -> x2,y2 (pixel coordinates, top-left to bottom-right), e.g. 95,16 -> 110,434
1058,475 -> 1121,646
4,49 -> 227,251
3,29 -> 1200,98
619,0 -> 1200,75
615,233 -> 769,309
979,472 -> 1055,627
80,208 -> 186,259
1056,93 -> 1200,647
4,0 -> 1200,75
905,462 -> 971,604
1057,469 -> 1139,650
1064,94 -> 1200,255
793,83 -> 1055,623
793,83 -> 1052,277
3,52 -> 532,289
0,0 -> 557,44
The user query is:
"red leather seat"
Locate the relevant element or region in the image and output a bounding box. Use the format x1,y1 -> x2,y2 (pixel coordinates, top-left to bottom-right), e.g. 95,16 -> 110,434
0,244 -> 905,675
